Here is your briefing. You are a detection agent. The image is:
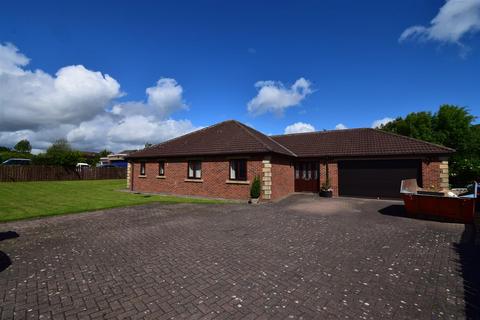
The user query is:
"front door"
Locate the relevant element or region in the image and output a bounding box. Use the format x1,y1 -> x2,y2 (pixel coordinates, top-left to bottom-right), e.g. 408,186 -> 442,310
294,161 -> 319,192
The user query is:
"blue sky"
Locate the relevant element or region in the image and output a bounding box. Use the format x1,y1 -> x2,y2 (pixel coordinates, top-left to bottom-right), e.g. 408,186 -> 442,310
0,0 -> 479,152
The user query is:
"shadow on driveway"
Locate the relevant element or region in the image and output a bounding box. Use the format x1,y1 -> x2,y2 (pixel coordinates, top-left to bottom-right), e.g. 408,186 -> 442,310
379,204 -> 480,318
454,225 -> 480,318
0,231 -> 19,272
378,204 -> 468,224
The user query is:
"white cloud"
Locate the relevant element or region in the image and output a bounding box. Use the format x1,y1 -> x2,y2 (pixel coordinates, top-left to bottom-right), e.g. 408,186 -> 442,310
399,0 -> 480,48
371,117 -> 394,128
112,78 -> 187,119
284,122 -> 316,134
247,77 -> 313,116
335,123 -> 348,130
108,117 -> 196,146
146,78 -> 188,117
0,124 -> 76,151
0,43 -> 122,131
0,43 -> 199,152
0,42 -> 29,75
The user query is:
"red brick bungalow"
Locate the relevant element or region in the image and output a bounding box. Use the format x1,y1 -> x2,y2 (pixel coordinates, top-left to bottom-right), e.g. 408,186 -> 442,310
127,120 -> 454,201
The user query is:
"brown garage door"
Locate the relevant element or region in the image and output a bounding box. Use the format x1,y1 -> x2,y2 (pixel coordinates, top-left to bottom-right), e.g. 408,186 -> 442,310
338,159 -> 422,199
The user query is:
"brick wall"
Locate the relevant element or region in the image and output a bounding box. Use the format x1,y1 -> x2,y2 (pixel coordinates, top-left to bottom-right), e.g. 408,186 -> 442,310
422,158 -> 449,190
320,162 -> 339,196
131,156 -> 264,200
130,156 -> 449,200
270,156 -> 295,200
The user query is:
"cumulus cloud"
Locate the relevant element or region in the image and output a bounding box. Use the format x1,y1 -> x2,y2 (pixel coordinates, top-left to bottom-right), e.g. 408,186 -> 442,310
0,124 -> 76,151
247,77 -> 313,116
0,42 -> 29,75
0,43 -> 122,131
399,0 -> 480,49
284,122 -> 315,134
371,117 -> 394,128
335,123 -> 348,130
62,114 -> 196,151
0,43 -> 199,152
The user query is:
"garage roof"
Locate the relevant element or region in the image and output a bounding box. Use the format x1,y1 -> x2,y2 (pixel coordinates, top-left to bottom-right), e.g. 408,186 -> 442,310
271,128 -> 454,157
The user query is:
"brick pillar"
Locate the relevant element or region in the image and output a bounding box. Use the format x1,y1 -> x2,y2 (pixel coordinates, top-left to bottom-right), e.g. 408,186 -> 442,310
439,159 -> 449,189
262,156 -> 272,200
422,158 -> 449,190
127,162 -> 132,189
320,161 -> 339,196
329,162 -> 339,196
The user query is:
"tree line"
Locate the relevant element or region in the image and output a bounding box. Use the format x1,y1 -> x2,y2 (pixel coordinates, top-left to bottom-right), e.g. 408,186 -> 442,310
380,105 -> 479,186
0,139 -> 111,167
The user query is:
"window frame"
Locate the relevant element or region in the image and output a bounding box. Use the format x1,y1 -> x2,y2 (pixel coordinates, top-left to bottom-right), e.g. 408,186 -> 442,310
187,160 -> 202,179
229,159 -> 247,181
158,161 -> 165,177
140,162 -> 146,176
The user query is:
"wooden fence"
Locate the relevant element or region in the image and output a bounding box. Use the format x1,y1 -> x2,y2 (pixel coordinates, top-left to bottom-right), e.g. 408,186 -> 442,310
0,166 -> 126,182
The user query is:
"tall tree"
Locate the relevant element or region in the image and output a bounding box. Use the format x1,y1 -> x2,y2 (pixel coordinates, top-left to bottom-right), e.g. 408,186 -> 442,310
34,139 -> 81,167
99,149 -> 111,157
14,139 -> 32,153
381,105 -> 479,186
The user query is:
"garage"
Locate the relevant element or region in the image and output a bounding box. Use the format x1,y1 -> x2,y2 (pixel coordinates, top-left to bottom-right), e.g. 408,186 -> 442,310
338,159 -> 422,199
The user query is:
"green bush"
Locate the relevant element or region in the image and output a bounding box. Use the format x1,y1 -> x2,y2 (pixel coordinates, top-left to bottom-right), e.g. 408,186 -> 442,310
321,178 -> 331,191
250,176 -> 261,199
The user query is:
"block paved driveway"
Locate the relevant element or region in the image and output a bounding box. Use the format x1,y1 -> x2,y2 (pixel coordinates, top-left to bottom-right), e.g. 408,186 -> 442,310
1,195 -> 479,320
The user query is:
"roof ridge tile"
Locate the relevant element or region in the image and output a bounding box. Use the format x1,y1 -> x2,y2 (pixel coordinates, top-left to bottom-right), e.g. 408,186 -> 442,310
371,128 -> 455,152
234,121 -> 297,157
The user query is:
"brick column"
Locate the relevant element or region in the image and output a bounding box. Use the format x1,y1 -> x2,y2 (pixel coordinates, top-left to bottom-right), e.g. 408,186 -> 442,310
439,159 -> 449,189
262,156 -> 272,200
320,161 -> 339,196
422,158 -> 449,190
127,162 -> 132,189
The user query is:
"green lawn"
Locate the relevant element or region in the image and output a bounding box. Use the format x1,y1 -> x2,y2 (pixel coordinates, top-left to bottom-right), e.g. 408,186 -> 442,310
0,179 -> 226,222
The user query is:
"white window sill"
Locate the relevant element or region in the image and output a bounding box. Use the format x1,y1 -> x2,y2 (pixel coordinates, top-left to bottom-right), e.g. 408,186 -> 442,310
184,178 -> 203,183
138,175 -> 147,178
156,176 -> 166,179
226,180 -> 250,185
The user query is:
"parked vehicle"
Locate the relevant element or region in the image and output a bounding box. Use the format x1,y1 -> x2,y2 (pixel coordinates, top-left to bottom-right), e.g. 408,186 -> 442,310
97,164 -> 116,168
76,162 -> 90,169
1,158 -> 32,166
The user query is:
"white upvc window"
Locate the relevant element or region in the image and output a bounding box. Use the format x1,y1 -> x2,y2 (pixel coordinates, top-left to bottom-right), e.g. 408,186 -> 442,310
188,160 -> 202,179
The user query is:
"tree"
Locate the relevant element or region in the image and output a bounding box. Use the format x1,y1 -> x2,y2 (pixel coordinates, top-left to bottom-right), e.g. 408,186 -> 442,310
34,139 -> 82,167
14,139 -> 32,153
0,143 -> 32,164
250,176 -> 261,199
381,105 -> 480,186
382,112 -> 437,143
99,149 -> 111,157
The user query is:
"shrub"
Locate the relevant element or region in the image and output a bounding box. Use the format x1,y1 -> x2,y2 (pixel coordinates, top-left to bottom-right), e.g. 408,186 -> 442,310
321,178 -> 331,191
250,176 -> 261,199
